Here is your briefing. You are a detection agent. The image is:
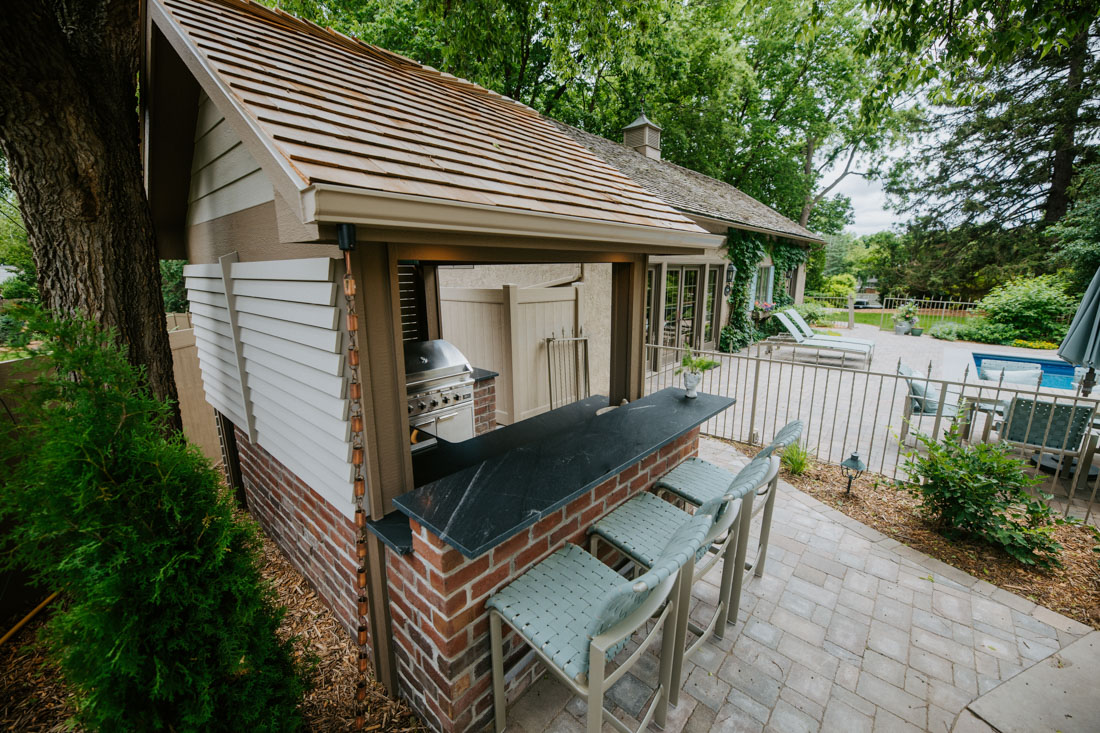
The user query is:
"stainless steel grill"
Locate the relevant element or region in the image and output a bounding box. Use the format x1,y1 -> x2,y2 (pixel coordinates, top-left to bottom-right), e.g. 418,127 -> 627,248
405,339 -> 476,450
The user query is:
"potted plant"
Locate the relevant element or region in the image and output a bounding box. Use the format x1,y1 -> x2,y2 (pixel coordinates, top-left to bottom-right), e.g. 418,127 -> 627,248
893,301 -> 919,335
751,300 -> 775,322
676,347 -> 720,398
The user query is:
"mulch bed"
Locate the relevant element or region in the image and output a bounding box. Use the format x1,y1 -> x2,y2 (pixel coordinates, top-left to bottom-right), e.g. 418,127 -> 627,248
0,518 -> 426,732
730,439 -> 1100,630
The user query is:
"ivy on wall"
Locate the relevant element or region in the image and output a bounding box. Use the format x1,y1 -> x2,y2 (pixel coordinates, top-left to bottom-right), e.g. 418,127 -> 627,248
768,239 -> 811,309
719,228 -> 765,352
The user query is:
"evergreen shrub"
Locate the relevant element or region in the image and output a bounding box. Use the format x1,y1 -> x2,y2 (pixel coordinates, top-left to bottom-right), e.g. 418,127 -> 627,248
0,310 -> 310,731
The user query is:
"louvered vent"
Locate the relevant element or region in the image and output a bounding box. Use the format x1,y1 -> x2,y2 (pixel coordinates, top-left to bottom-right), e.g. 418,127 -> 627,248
398,263 -> 427,343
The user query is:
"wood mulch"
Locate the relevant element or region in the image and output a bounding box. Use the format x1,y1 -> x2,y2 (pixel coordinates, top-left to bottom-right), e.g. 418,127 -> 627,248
757,446 -> 1100,630
0,517 -> 426,732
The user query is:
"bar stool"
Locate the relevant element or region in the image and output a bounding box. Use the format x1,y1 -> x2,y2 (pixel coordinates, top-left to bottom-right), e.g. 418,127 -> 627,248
486,509 -> 713,733
655,420 -> 803,623
588,455 -> 779,704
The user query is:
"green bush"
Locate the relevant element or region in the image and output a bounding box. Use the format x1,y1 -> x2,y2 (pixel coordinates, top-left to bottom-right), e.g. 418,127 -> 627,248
160,259 -> 190,313
793,301 -> 830,325
719,322 -> 759,352
977,275 -> 1075,342
898,422 -> 1066,568
780,442 -> 814,476
820,273 -> 858,297
0,310 -> 309,731
928,322 -> 961,341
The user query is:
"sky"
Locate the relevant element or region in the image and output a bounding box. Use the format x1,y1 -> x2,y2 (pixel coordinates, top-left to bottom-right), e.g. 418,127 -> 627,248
833,172 -> 898,236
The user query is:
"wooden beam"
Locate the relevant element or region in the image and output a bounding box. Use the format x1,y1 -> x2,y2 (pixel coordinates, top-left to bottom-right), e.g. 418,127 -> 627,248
609,257 -> 647,404
392,241 -> 662,264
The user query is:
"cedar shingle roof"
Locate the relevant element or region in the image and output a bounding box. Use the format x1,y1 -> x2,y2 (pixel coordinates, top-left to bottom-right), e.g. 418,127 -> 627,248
155,0 -> 706,234
552,122 -> 824,244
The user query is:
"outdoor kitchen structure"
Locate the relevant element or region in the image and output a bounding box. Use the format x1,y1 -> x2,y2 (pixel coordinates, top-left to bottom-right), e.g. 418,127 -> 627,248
142,0 -> 737,730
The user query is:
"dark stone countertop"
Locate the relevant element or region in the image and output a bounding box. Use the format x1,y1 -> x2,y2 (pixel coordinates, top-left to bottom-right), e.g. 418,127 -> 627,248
471,367 -> 499,382
393,388 -> 734,559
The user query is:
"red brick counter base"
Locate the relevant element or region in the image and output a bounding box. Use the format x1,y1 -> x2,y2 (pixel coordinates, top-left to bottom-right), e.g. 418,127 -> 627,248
235,428 -> 361,642
385,428 -> 701,733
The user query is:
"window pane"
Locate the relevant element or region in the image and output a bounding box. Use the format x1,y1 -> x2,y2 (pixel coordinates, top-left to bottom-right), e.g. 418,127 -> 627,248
681,268 -> 699,347
663,269 -> 680,348
645,268 -> 654,340
704,268 -> 719,343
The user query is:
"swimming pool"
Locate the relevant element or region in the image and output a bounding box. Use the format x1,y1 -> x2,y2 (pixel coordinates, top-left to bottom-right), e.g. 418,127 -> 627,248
971,352 -> 1078,390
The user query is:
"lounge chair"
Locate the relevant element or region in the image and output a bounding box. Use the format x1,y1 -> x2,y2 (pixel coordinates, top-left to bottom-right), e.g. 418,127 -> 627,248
769,311 -> 872,367
784,308 -> 876,357
978,359 -> 1042,387
898,362 -> 963,441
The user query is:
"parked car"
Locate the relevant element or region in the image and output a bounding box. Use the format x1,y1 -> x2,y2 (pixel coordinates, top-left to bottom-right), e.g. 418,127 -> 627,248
853,299 -> 883,309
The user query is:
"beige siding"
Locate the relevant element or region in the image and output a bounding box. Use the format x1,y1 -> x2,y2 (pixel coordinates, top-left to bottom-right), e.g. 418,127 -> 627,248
186,92 -> 274,226
184,256 -> 355,518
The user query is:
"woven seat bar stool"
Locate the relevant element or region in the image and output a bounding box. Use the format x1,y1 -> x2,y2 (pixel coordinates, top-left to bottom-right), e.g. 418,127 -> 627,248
486,509 -> 714,733
588,456 -> 779,705
655,421 -> 803,624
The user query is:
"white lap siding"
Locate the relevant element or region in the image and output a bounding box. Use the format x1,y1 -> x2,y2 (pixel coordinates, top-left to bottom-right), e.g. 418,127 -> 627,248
184,257 -> 356,518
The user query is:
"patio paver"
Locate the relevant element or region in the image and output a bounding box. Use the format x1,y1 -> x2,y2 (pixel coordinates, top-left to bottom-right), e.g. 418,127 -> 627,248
497,437 -> 1093,733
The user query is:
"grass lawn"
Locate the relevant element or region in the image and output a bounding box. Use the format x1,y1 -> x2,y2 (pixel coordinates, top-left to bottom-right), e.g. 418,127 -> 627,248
818,311 -> 977,329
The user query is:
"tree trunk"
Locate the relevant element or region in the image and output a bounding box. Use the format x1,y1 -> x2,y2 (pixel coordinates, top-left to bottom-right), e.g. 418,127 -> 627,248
0,0 -> 180,428
1042,29 -> 1088,226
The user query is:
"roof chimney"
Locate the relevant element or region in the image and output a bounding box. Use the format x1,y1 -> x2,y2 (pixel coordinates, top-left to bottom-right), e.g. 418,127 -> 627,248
622,113 -> 661,160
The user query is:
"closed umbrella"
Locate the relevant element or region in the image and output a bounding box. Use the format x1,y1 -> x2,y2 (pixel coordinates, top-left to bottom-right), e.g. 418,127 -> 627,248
1058,266 -> 1100,396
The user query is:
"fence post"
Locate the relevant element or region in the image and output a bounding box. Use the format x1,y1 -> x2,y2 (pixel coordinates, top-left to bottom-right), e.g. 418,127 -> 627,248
748,354 -> 761,444
847,294 -> 855,329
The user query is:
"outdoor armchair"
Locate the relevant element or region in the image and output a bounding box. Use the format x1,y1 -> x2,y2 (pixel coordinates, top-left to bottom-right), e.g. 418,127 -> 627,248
897,362 -> 965,441
784,308 -> 876,356
486,509 -> 713,733
587,456 -> 780,705
998,396 -> 1097,491
770,311 -> 872,367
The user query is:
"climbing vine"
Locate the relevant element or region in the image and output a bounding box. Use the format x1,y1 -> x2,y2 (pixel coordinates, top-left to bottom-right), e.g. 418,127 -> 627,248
719,229 -> 766,352
767,239 -> 811,309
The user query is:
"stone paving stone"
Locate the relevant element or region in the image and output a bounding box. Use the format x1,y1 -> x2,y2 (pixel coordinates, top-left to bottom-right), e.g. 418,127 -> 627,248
843,568 -> 879,598
872,707 -> 924,733
857,672 -> 927,728
911,626 -> 973,667
605,672 -> 652,718
766,699 -> 818,733
787,663 -> 833,707
822,699 -> 873,733
868,619 -> 910,664
927,704 -> 954,733
862,649 -> 907,687
932,589 -> 972,625
721,659 -> 782,707
1017,635 -> 1059,663
731,635 -> 793,682
661,694 -> 700,733
744,618 -> 782,650
694,642 -> 727,674
778,590 -> 816,620
873,595 -> 914,630
826,613 -> 869,655
903,668 -> 928,699
865,555 -> 900,582
834,660 -> 860,692
684,666 -> 731,712
909,648 -> 954,683
725,685 -> 772,725
838,588 -> 876,616
973,630 -> 1017,662
952,662 -> 977,696
926,678 -> 971,714
544,710 -> 583,733
911,607 -> 954,637
777,633 -> 840,678
971,596 -> 1014,632
713,702 -> 765,733
792,564 -> 827,587
776,685 -> 824,723
810,605 -> 832,629
771,607 -> 826,646
785,576 -> 839,609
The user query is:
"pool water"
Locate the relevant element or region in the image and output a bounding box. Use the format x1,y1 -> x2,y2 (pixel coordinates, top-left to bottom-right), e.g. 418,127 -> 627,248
971,352 -> 1077,390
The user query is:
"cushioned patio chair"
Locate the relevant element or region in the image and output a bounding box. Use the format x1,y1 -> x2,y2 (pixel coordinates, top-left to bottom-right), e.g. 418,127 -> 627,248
770,311 -> 872,367
897,362 -> 964,441
588,456 -> 779,704
784,308 -> 876,357
653,421 -> 803,623
998,396 -> 1098,490
487,509 -> 713,733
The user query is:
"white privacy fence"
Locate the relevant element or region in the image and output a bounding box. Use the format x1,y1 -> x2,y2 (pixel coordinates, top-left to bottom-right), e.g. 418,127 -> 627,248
872,297 -> 979,331
644,344 -> 1100,521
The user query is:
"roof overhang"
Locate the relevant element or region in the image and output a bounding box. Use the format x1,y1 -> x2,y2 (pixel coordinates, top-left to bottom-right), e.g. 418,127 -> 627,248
678,208 -> 824,247
303,184 -> 724,252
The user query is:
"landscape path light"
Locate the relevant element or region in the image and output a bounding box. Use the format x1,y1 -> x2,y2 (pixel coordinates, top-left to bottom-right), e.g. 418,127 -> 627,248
840,451 -> 865,494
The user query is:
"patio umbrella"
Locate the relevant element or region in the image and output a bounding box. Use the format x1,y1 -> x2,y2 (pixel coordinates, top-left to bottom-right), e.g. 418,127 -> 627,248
1058,265 -> 1100,396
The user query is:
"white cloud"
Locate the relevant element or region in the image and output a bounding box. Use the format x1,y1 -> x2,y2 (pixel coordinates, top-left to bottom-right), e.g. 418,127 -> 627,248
832,174 -> 899,236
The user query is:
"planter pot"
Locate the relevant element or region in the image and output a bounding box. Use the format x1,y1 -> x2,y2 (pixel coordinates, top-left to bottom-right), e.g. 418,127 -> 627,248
682,371 -> 701,399
910,327 -> 924,336
894,322 -> 911,335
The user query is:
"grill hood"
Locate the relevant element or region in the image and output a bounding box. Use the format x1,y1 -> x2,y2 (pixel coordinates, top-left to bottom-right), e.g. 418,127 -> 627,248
404,339 -> 473,391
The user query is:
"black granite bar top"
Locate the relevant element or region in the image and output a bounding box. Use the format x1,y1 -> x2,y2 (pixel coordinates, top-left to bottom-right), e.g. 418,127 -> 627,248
471,367 -> 498,382
365,512 -> 414,554
393,388 -> 734,558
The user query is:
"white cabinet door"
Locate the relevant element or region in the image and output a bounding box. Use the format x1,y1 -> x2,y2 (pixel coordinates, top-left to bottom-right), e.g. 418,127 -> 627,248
433,404 -> 475,443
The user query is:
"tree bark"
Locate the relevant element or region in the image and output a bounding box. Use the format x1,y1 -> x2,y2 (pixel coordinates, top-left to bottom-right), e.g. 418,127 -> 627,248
1042,28 -> 1088,225
0,0 -> 180,428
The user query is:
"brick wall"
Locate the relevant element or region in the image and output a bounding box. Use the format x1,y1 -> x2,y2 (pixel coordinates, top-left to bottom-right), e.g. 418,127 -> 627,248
385,428 -> 701,733
473,378 -> 496,435
236,428 -> 361,639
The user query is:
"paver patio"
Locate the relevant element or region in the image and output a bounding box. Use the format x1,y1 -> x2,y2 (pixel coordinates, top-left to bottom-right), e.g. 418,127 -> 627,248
498,437 -> 1093,733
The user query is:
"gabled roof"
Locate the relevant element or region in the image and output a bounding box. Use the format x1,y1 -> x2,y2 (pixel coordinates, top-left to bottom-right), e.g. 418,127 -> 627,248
148,0 -> 720,249
552,122 -> 824,245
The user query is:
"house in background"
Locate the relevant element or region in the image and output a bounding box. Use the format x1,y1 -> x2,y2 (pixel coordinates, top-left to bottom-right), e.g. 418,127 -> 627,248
437,114 -> 823,417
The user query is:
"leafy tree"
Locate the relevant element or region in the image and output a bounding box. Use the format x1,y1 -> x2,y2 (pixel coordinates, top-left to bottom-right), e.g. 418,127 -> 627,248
0,206 -> 37,304
1051,163 -> 1100,292
161,260 -> 190,314
820,273 -> 858,297
0,311 -> 310,730
0,2 -> 180,426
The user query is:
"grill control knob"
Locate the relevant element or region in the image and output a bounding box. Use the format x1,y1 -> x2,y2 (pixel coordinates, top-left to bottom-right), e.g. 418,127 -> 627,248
418,402 -> 426,410
442,395 -> 450,404
430,399 -> 439,408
